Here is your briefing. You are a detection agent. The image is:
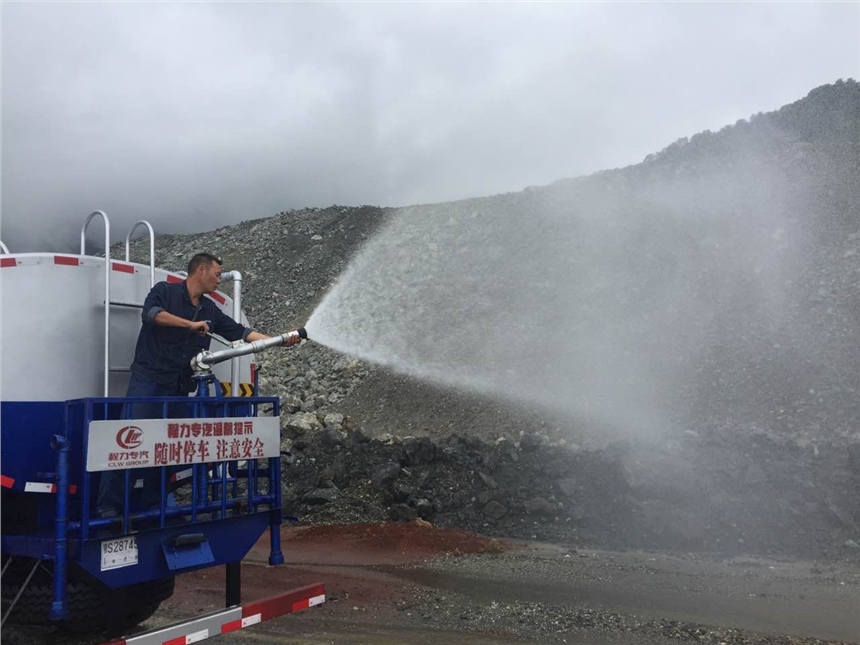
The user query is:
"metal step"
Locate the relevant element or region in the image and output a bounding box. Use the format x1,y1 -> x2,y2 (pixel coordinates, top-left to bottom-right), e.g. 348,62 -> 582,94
107,299 -> 143,308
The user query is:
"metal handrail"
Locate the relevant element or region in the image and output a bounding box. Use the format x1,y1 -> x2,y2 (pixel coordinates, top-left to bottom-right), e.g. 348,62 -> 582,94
124,220 -> 156,288
80,210 -> 111,396
0,240 -> 9,254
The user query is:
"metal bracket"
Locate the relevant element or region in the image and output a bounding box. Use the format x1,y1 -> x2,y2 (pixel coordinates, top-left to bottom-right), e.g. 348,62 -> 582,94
162,534 -> 215,571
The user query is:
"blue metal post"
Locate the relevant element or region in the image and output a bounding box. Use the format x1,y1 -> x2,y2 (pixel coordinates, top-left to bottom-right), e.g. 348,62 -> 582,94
193,396 -> 209,512
50,434 -> 70,620
268,454 -> 284,565
79,401 -> 92,541
192,376 -> 218,518
268,397 -> 283,566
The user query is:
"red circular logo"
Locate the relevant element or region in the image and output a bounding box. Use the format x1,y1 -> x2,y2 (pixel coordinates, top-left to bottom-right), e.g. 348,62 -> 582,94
116,425 -> 143,450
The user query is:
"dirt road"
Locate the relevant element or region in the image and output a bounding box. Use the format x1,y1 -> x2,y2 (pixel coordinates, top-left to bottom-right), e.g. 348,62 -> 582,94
5,524 -> 858,644
159,524 -> 860,645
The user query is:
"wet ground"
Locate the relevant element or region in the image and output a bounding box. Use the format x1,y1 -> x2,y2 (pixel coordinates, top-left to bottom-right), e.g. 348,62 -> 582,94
6,523 -> 857,645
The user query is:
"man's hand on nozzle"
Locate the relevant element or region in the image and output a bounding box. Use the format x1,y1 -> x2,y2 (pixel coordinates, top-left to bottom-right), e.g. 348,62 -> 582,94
188,320 -> 210,336
284,329 -> 303,348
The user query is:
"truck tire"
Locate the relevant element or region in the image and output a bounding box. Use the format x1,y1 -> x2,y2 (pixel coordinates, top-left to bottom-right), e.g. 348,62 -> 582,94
2,557 -> 175,634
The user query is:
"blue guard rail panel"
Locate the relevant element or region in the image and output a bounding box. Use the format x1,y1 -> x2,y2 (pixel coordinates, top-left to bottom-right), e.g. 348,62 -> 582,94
1,394 -> 284,620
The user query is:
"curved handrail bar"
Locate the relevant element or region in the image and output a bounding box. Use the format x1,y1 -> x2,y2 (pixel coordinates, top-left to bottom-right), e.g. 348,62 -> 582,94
125,220 -> 156,287
80,210 -> 111,396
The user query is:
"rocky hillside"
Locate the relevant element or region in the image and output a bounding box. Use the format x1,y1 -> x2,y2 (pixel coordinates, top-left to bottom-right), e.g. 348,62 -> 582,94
121,79 -> 860,559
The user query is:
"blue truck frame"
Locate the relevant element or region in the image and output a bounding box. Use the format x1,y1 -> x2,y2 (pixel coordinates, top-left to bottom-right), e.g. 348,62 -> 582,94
1,376 -> 286,625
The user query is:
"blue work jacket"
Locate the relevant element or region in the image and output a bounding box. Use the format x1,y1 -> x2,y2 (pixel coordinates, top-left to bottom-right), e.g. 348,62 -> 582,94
130,280 -> 251,392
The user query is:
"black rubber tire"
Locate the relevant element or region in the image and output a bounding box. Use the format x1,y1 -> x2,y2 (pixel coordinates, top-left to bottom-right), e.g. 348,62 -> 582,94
61,576 -> 175,635
2,557 -> 175,635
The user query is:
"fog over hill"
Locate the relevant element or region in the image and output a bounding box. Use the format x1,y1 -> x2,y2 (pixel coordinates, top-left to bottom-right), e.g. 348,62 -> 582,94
120,81 -> 860,559
125,78 -> 860,447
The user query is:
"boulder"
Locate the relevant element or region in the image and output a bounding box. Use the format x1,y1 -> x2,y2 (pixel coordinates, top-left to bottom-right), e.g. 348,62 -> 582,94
302,488 -> 339,505
482,500 -> 508,519
371,463 -> 402,489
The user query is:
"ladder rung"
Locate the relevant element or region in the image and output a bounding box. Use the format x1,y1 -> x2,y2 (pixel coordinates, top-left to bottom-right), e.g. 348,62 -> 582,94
109,366 -> 132,373
107,300 -> 143,308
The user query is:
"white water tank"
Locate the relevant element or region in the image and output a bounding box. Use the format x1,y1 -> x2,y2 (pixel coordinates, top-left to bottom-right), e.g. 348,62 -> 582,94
0,253 -> 254,402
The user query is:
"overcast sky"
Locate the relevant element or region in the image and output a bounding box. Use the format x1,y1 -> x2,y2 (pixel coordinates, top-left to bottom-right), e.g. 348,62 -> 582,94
2,2 -> 858,251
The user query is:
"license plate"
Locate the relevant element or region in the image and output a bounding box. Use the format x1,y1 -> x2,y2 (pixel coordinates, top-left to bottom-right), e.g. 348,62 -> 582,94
101,535 -> 138,571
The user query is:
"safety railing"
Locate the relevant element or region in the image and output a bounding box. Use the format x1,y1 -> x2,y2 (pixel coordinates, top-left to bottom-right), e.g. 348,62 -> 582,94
67,395 -> 282,539
38,394 -> 284,619
80,210 -> 111,396
124,220 -> 156,288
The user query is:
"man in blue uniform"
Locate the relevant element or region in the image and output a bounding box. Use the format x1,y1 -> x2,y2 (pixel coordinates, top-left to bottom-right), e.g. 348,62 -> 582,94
97,252 -> 301,517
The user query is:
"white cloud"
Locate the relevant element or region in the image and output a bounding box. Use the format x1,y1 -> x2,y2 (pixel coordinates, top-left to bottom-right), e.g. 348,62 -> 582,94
1,2 -> 857,250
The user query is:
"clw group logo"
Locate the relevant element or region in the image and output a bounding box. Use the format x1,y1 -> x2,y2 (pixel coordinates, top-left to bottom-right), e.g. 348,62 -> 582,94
116,425 -> 144,450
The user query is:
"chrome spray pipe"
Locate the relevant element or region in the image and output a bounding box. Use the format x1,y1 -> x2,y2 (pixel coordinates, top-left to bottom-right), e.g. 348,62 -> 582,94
191,328 -> 307,375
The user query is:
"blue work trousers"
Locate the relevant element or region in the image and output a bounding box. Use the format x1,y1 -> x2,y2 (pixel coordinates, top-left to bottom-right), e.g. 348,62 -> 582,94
96,374 -> 190,515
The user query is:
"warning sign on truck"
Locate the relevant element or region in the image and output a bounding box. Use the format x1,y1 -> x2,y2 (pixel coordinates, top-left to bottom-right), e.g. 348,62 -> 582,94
86,417 -> 280,472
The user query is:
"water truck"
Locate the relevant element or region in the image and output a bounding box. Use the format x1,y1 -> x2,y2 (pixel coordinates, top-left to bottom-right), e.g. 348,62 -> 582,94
0,211 -> 323,643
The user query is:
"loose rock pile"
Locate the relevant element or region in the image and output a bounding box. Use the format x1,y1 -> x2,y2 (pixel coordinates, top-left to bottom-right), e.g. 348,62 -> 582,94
279,422 -> 860,561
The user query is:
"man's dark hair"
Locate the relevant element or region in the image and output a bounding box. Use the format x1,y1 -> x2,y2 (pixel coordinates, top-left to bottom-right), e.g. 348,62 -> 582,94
187,253 -> 223,275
